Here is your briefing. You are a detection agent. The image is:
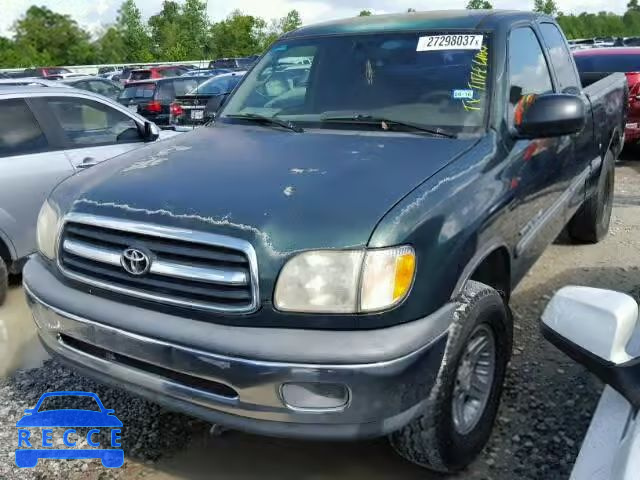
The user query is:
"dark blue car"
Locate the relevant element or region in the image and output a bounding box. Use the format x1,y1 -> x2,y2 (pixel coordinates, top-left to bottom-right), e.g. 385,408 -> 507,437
16,391 -> 123,468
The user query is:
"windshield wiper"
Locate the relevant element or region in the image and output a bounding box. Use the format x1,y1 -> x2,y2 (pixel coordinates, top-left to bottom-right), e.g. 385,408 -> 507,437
320,114 -> 455,138
225,113 -> 304,133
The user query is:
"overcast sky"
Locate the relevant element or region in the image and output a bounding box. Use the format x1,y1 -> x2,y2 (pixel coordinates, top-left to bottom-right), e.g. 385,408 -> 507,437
1,0 -> 631,38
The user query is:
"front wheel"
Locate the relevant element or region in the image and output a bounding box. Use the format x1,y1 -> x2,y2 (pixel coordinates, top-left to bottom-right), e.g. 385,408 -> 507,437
389,280 -> 512,473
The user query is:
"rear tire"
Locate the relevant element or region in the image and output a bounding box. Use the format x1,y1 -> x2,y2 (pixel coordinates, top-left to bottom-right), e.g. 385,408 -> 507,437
0,256 -> 8,307
389,280 -> 512,473
569,150 -> 615,243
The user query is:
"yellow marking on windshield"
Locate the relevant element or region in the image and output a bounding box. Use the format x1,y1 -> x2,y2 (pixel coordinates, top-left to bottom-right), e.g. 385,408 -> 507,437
463,44 -> 488,112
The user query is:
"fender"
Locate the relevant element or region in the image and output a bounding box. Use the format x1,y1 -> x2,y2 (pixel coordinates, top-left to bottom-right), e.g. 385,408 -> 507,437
450,239 -> 512,299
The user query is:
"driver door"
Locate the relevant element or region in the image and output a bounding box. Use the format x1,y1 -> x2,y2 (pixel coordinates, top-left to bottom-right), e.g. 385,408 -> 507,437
42,96 -> 146,171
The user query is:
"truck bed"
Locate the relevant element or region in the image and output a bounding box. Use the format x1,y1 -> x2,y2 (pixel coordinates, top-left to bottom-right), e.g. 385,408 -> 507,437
582,72 -> 628,157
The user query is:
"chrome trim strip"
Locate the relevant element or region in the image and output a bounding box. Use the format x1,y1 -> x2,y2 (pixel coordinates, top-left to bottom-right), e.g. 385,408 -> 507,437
63,238 -> 248,285
515,166 -> 590,258
63,239 -> 121,265
151,260 -> 247,285
57,213 -> 259,313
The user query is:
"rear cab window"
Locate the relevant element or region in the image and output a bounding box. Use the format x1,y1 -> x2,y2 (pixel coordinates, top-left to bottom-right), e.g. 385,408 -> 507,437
0,98 -> 49,156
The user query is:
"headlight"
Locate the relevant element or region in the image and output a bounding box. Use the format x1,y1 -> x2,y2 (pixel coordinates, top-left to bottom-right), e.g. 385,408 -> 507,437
274,246 -> 415,314
36,200 -> 61,260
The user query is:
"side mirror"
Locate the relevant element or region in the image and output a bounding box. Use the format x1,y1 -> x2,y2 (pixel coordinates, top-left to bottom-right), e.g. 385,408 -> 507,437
542,286 -> 640,408
514,93 -> 586,139
143,121 -> 160,142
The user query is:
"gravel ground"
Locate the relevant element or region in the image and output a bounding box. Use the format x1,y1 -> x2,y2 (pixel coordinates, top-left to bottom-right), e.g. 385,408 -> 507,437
0,157 -> 639,480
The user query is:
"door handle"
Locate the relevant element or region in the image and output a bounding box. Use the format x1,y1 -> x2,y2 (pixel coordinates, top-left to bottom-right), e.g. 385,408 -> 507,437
77,157 -> 99,169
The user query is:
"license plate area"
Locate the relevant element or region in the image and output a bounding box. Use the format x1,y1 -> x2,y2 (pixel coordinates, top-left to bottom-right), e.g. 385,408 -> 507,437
191,110 -> 204,120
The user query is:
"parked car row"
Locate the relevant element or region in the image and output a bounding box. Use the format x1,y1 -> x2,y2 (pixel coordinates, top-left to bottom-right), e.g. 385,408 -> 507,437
0,69 -> 243,129
568,36 -> 640,50
0,76 -> 123,99
208,55 -> 259,70
170,71 -> 246,129
15,9 -> 630,479
117,75 -> 212,128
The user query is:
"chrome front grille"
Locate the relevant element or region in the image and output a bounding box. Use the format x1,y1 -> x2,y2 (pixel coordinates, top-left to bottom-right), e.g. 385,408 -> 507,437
57,214 -> 259,313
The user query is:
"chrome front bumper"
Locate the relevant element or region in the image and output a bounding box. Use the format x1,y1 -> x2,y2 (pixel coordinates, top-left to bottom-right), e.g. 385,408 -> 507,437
23,257 -> 451,440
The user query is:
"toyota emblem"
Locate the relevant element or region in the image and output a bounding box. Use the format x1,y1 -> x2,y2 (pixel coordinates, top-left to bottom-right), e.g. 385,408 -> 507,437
121,248 -> 151,276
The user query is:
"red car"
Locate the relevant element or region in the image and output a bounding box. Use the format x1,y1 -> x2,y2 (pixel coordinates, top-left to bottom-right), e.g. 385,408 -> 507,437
126,66 -> 188,83
574,48 -> 640,144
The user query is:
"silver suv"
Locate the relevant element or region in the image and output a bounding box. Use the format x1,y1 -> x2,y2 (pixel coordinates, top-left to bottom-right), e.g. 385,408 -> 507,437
0,86 -> 171,304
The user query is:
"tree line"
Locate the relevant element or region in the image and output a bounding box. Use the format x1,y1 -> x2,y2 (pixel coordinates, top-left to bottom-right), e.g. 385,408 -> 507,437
3,0 -> 640,69
465,0 -> 640,39
0,0 -> 302,68
368,1 -> 640,40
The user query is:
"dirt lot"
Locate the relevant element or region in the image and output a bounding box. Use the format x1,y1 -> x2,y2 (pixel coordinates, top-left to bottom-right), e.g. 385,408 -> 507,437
1,156 -> 639,480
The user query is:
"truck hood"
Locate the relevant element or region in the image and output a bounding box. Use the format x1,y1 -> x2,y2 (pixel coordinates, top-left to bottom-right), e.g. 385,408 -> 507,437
57,124 -> 477,258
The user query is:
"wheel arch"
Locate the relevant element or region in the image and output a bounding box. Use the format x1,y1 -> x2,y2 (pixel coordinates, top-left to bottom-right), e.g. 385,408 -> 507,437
606,125 -> 623,160
451,242 -> 512,301
0,231 -> 15,267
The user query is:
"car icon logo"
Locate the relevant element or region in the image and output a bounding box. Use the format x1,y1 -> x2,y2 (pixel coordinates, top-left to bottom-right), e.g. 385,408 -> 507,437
121,247 -> 151,276
15,391 -> 124,468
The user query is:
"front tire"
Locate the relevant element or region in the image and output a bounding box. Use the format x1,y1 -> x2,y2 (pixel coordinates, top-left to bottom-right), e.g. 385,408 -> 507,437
0,256 -> 7,307
569,150 -> 615,243
389,281 -> 512,473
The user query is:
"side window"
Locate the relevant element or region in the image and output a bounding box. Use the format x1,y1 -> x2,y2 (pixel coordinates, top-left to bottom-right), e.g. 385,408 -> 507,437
47,97 -> 142,147
539,23 -> 581,93
0,99 -> 49,156
508,27 -> 553,124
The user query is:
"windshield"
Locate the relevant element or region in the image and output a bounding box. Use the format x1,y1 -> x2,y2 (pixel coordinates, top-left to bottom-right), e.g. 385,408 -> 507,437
221,32 -> 491,134
190,75 -> 243,95
575,54 -> 640,72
